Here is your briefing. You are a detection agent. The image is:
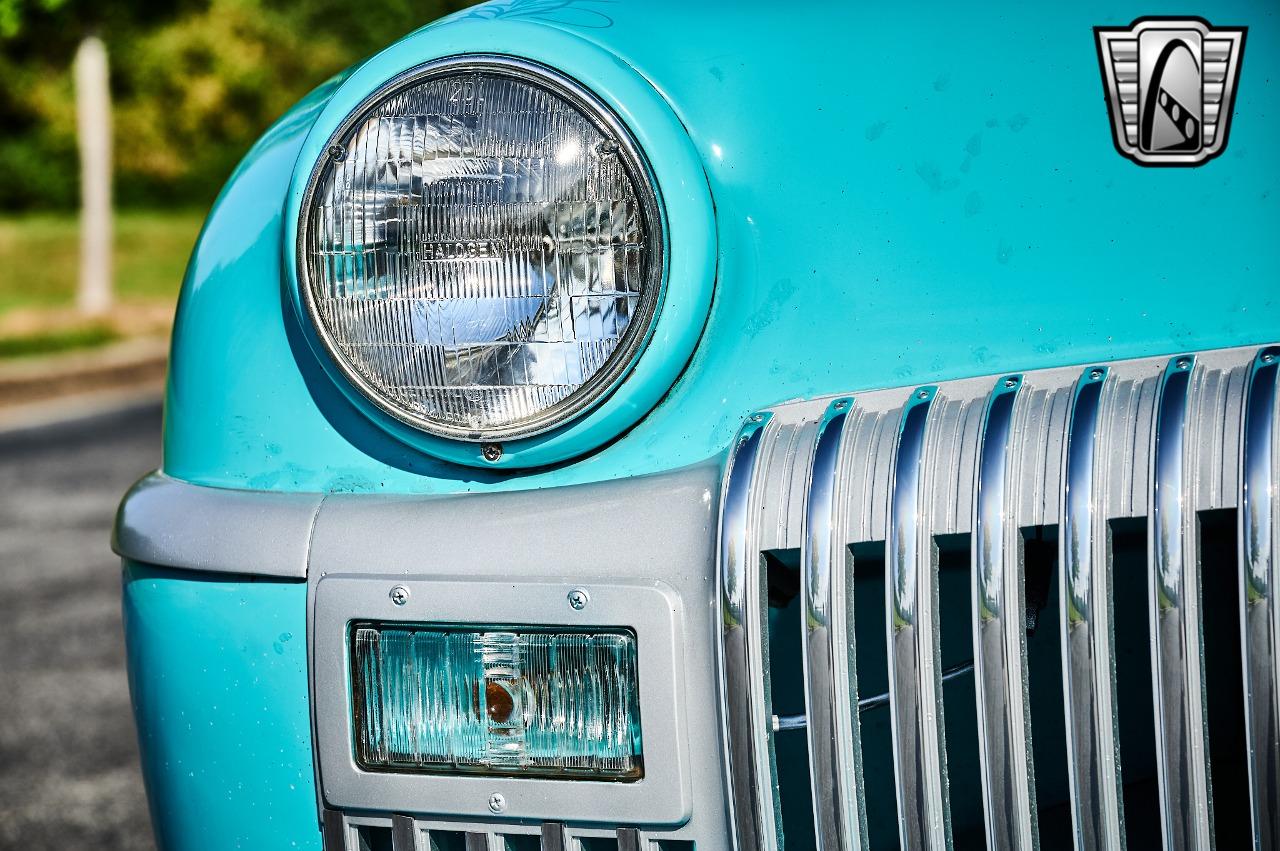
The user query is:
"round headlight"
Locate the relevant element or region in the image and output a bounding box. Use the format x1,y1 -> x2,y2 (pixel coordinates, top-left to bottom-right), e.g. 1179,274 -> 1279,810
298,57 -> 664,442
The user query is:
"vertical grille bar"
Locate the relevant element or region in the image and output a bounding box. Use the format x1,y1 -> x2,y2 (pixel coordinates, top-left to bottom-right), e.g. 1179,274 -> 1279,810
322,809 -> 347,851
392,814 -> 418,851
801,398 -> 868,851
886,386 -> 952,850
718,412 -> 783,851
540,823 -> 569,851
972,375 -> 1039,850
1149,355 -> 1214,849
1240,345 -> 1280,850
1059,367 -> 1125,850
617,827 -> 646,851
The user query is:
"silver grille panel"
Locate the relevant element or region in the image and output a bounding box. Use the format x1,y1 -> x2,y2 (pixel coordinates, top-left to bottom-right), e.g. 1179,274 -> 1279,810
717,343 -> 1280,851
323,812 -> 669,851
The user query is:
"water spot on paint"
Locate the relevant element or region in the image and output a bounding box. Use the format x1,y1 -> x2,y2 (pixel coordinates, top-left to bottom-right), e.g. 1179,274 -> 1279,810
985,117 -> 999,128
1008,113 -> 1030,133
964,191 -> 983,216
997,240 -> 1013,265
915,162 -> 960,193
965,133 -> 983,158
743,278 -> 799,334
709,66 -> 724,82
865,121 -> 888,142
247,470 -> 282,490
933,73 -> 951,91
326,471 -> 378,493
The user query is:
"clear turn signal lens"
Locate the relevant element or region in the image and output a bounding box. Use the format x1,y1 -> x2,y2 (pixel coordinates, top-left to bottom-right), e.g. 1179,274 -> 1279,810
351,624 -> 643,780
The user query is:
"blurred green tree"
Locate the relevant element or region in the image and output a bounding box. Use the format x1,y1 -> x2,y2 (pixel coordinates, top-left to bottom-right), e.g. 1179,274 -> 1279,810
0,0 -> 472,211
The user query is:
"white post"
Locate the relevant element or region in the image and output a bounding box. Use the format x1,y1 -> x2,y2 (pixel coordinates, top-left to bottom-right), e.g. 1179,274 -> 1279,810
74,35 -> 113,316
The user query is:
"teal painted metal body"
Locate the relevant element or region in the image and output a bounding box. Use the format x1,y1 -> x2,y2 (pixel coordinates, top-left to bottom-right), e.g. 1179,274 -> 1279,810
129,0 -> 1278,847
163,0 -> 1279,495
122,563 -> 317,849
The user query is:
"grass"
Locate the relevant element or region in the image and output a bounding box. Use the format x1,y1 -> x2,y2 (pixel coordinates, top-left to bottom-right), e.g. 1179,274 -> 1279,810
0,210 -> 204,313
0,210 -> 202,359
0,324 -> 120,359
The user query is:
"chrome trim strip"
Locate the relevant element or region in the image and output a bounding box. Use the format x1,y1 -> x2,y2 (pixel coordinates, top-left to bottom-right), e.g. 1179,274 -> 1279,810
717,412 -> 782,851
972,375 -> 1038,851
112,471 -> 323,577
1240,345 -> 1280,850
1149,356 -> 1214,850
886,386 -> 951,850
801,397 -> 868,851
1060,367 -> 1125,851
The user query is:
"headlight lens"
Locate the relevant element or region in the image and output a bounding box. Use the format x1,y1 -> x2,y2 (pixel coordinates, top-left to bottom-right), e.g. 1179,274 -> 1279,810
299,58 -> 663,441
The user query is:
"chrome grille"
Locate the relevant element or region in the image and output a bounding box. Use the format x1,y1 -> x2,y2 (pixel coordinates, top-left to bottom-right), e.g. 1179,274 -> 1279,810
716,343 -> 1280,851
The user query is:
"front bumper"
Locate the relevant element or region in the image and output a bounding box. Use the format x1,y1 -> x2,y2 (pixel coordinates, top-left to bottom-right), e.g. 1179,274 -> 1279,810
116,463 -> 730,851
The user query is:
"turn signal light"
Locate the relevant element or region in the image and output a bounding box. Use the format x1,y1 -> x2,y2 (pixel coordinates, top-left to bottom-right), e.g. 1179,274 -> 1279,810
351,624 -> 643,780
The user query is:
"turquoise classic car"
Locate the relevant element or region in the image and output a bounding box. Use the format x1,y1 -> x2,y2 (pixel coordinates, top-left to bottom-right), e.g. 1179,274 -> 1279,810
112,1 -> 1279,849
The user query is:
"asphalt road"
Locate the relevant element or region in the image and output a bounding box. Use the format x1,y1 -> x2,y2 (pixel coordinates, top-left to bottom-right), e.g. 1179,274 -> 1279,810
0,400 -> 161,851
